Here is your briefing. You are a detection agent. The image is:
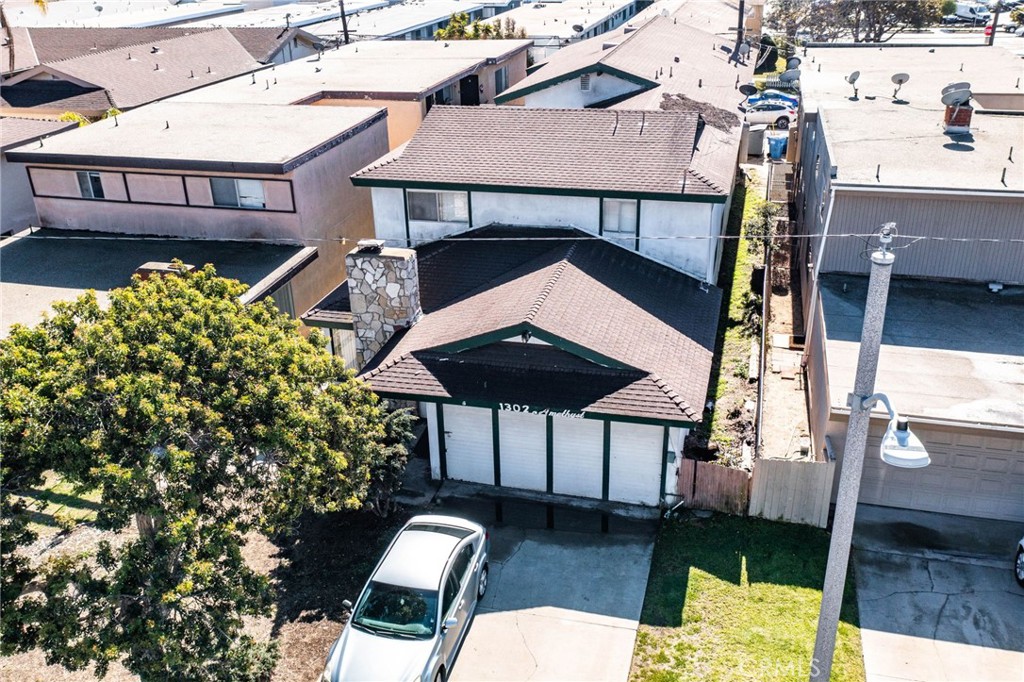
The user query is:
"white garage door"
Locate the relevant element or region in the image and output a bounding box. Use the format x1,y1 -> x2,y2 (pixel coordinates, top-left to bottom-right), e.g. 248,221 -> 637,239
444,404 -> 494,485
608,422 -> 664,506
498,410 -> 547,492
551,416 -> 603,499
859,428 -> 1024,522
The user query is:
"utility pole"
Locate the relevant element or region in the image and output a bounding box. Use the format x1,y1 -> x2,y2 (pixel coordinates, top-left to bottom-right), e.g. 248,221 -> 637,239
338,0 -> 351,45
735,0 -> 746,57
809,225 -> 895,681
988,4 -> 1000,46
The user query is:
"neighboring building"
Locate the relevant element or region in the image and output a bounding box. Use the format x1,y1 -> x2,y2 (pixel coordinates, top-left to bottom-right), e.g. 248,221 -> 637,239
172,39 -> 532,148
1,29 -> 261,117
794,44 -> 1024,522
0,26 -> 321,81
0,0 -> 242,28
308,0 -> 516,43
1,117 -> 75,234
302,227 -> 721,506
4,100 -> 390,317
0,227 -> 317,338
494,0 -> 641,60
350,106 -> 738,283
496,0 -> 751,111
183,0 -> 390,30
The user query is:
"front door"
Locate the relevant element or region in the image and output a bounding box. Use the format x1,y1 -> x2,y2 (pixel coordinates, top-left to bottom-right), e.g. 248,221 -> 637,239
459,75 -> 480,105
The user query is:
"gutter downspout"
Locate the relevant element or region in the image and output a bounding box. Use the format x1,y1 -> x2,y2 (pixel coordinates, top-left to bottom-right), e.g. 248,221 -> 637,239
801,183 -> 835,364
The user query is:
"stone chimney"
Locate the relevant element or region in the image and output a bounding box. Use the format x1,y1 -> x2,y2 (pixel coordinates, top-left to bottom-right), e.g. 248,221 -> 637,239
346,240 -> 422,368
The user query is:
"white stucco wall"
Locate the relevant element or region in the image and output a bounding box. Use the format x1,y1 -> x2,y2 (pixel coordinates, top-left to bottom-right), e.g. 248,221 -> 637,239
638,199 -> 716,282
472,191 -> 600,233
1,159 -> 37,233
522,72 -> 640,109
371,187 -> 407,244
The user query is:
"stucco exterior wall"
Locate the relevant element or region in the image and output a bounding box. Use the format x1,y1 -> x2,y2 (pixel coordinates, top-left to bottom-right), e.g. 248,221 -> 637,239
472,191 -> 600,233
0,159 -> 37,233
125,173 -> 187,205
638,199 -> 716,282
314,98 -> 425,150
522,72 -> 640,108
370,187 -> 407,244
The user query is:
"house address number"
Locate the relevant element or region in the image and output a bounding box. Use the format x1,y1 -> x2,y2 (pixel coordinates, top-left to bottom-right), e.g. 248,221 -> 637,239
498,403 -> 585,419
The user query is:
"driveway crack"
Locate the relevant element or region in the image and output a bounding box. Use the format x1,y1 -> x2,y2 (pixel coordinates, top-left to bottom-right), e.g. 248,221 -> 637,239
514,613 -> 539,681
932,594 -> 951,640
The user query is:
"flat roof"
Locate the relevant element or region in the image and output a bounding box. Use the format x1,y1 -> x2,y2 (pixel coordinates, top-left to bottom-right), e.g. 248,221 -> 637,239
0,228 -> 317,338
821,274 -> 1024,429
496,0 -> 637,39
172,39 -> 531,104
184,0 -> 390,29
5,101 -> 385,173
1,0 -> 243,28
801,45 -> 1024,193
308,0 -> 487,39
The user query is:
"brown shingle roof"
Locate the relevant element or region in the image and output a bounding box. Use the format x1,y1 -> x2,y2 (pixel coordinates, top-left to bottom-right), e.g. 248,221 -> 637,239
225,27 -> 319,64
10,27 -> 217,66
1,117 -> 76,150
351,225 -> 721,423
352,106 -> 726,198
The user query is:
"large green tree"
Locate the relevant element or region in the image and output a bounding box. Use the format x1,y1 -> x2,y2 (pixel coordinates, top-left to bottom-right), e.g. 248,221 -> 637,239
768,0 -> 943,43
434,13 -> 527,40
1,265 -> 411,680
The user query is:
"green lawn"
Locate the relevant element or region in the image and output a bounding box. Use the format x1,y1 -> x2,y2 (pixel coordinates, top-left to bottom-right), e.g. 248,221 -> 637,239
631,515 -> 865,682
16,472 -> 102,536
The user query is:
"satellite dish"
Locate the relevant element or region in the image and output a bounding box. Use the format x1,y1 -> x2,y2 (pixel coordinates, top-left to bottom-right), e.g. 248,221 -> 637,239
891,73 -> 910,86
941,81 -> 971,96
845,71 -> 860,84
739,83 -> 758,97
780,68 -> 801,83
941,89 -> 972,107
786,56 -> 802,69
571,23 -> 584,32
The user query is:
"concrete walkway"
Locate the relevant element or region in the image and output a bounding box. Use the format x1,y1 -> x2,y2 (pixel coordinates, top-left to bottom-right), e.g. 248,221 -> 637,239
852,505 -> 1024,682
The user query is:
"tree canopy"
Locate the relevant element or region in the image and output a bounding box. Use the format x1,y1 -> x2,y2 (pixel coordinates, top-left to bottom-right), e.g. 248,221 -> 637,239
434,13 -> 528,40
1,265 -> 411,680
767,0 -> 944,43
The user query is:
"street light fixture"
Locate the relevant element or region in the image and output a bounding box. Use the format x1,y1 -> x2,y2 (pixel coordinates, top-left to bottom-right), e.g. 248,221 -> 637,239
809,224 -> 930,681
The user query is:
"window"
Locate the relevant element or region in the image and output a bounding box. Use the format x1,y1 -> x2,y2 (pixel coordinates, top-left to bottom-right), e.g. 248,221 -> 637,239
442,572 -> 460,617
210,177 -> 266,209
495,65 -> 509,95
76,171 -> 104,199
407,190 -> 468,223
580,73 -> 591,92
451,545 -> 474,583
602,198 -> 637,236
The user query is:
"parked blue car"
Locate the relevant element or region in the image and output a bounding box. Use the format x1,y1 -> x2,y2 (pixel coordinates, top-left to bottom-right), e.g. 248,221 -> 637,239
744,89 -> 800,108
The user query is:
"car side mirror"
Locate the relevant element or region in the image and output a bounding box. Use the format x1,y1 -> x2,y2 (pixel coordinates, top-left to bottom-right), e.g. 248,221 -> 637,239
342,599 -> 353,612
442,617 -> 458,632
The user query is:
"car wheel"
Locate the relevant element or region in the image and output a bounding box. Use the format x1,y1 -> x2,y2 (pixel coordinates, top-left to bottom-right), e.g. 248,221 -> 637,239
434,669 -> 445,682
477,563 -> 489,600
775,117 -> 790,130
1015,547 -> 1024,587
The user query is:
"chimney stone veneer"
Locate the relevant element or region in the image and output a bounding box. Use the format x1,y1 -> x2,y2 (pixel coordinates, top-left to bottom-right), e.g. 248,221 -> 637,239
346,246 -> 422,368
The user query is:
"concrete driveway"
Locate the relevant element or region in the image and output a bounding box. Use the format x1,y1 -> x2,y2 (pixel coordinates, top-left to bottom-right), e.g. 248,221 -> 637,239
852,505 -> 1024,682
431,488 -> 655,682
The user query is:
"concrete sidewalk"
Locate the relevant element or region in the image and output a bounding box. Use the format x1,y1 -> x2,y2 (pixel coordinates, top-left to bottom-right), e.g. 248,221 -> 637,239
852,505 -> 1024,682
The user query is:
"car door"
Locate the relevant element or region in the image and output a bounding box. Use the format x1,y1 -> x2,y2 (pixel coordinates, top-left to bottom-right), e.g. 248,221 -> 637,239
439,569 -> 462,667
440,544 -> 476,667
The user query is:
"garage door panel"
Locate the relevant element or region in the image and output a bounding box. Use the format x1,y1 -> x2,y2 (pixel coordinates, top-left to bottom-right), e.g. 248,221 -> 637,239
499,411 -> 546,492
859,426 -> 1024,522
444,405 -> 494,485
552,417 -> 603,499
608,422 -> 662,505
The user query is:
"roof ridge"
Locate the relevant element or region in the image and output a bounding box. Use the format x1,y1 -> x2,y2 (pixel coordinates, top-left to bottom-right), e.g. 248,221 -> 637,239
361,352 -> 407,380
524,241 -> 579,324
685,167 -> 725,194
597,13 -> 663,65
44,27 -> 222,66
648,372 -> 699,420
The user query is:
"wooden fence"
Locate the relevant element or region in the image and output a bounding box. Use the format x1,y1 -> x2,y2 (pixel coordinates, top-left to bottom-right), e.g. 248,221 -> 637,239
749,458 -> 835,528
677,459 -> 750,516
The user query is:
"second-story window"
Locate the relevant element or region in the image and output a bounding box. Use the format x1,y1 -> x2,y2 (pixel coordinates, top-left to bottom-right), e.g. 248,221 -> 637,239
76,171 -> 104,199
495,66 -> 509,95
211,178 -> 266,209
407,190 -> 468,223
602,198 -> 637,237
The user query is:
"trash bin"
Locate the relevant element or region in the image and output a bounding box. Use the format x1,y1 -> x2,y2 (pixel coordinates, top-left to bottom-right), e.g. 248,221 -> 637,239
747,124 -> 768,157
768,134 -> 788,160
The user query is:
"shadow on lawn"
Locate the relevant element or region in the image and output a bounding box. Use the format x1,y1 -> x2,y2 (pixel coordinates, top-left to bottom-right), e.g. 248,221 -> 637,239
269,509 -> 411,634
640,513 -> 860,629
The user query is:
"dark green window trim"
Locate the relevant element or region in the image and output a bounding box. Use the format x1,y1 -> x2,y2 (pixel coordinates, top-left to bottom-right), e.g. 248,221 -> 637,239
597,197 -> 604,236
491,407 -> 501,487
402,187 -> 411,247
437,402 -> 447,479
660,426 -> 670,507
602,420 -> 611,501
546,415 -> 554,493
634,199 -> 642,252
493,64 -> 656,105
467,191 -> 474,228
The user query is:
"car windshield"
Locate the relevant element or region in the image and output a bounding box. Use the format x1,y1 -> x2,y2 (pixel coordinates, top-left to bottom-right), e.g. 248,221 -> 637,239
352,581 -> 438,639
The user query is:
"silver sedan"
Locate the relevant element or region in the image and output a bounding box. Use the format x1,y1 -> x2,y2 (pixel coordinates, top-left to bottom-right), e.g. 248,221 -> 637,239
321,515 -> 490,682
